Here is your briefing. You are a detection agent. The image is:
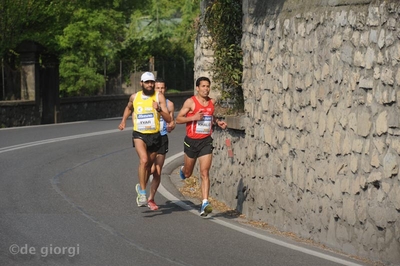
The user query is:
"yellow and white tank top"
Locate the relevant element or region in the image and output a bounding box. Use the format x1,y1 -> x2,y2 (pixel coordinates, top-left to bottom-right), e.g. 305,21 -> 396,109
132,91 -> 160,134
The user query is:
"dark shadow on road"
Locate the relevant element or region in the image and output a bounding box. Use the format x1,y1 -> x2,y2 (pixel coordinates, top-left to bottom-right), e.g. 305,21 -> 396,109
142,200 -> 197,218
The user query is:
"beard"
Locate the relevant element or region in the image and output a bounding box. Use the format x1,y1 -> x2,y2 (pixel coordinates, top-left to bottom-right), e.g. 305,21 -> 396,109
142,87 -> 155,96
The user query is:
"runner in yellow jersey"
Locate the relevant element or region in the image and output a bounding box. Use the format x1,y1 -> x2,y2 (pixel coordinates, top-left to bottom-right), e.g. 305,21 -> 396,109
118,72 -> 172,209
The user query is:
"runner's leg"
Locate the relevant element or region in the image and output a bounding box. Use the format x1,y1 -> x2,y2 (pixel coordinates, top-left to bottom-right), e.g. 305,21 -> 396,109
149,154 -> 165,201
182,153 -> 196,179
198,153 -> 212,200
134,138 -> 152,190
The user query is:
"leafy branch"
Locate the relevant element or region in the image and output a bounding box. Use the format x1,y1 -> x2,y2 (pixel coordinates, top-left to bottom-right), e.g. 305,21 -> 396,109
204,0 -> 243,113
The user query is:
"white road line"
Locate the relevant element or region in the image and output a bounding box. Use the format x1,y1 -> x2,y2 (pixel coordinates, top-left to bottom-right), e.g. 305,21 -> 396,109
0,120 -> 88,130
0,129 -> 119,154
159,152 -> 364,266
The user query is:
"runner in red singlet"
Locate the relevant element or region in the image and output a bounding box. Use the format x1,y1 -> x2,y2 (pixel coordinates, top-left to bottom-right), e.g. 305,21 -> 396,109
176,76 -> 227,216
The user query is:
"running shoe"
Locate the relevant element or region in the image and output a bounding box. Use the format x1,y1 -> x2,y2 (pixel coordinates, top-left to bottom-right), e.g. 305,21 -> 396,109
200,201 -> 212,216
179,165 -> 186,180
135,184 -> 147,207
147,200 -> 159,211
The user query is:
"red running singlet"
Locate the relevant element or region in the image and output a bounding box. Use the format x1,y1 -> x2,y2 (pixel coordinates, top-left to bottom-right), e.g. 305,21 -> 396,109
185,96 -> 215,139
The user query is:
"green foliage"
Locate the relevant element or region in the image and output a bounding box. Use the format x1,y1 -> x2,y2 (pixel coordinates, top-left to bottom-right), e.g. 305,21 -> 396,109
122,0 -> 200,68
0,0 -> 68,55
204,0 -> 243,113
120,0 -> 200,90
166,89 -> 180,93
0,0 -> 200,96
175,0 -> 201,55
57,8 -> 126,95
59,54 -> 105,96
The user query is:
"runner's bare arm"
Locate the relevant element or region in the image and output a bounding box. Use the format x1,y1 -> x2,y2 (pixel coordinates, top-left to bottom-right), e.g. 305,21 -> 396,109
211,98 -> 227,129
176,98 -> 204,124
156,93 -> 172,123
215,119 -> 227,129
167,100 -> 176,132
118,94 -> 135,130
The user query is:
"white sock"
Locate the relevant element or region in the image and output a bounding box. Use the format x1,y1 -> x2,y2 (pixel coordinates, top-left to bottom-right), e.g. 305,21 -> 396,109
202,199 -> 208,204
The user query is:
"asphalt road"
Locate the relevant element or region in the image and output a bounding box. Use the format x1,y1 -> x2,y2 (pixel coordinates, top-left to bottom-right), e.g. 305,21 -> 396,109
0,118 -> 369,266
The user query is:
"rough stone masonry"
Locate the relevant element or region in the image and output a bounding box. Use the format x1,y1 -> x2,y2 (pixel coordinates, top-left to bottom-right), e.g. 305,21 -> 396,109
195,0 -> 400,264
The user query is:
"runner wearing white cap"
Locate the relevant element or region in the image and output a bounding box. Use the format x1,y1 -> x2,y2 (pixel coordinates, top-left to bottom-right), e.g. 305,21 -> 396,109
118,72 -> 172,209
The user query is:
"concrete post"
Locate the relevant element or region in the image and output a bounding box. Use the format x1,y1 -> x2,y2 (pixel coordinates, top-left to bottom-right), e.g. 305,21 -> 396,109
40,54 -> 60,124
17,41 -> 43,102
17,41 -> 60,124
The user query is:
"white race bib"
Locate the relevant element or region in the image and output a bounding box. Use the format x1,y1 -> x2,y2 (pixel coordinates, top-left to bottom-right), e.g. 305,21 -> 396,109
137,113 -> 156,131
195,115 -> 212,134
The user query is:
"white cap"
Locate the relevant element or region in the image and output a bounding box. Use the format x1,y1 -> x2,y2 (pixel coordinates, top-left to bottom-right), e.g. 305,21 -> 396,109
141,72 -> 155,82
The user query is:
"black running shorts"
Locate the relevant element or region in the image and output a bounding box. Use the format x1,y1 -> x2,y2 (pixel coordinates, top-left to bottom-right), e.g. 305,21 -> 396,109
132,131 -> 161,153
156,134 -> 169,155
183,135 -> 214,159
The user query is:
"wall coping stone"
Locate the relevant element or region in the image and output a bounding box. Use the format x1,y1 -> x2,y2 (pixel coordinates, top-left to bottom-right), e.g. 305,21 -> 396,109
0,100 -> 35,106
225,115 -> 245,131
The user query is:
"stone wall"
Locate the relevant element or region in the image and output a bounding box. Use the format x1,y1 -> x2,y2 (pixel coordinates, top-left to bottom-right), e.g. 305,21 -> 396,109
0,92 -> 193,127
193,0 -> 220,101
202,0 -> 400,264
0,100 -> 39,127
58,95 -> 129,123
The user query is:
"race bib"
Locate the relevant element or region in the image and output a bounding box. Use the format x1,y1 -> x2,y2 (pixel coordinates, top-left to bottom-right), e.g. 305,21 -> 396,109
195,115 -> 212,134
137,113 -> 156,131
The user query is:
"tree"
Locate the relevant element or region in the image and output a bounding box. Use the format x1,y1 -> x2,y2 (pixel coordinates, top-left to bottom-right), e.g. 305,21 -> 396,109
1,0 -> 200,96
0,0 -> 71,55
121,0 -> 200,90
57,8 -> 126,95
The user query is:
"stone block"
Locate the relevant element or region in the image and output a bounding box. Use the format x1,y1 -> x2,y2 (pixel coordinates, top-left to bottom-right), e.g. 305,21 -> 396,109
385,31 -> 395,47
341,44 -> 354,64
350,154 -> 359,174
365,47 -> 375,69
343,197 -> 357,226
378,29 -> 386,49
359,77 -> 374,90
318,112 -> 326,136
342,133 -> 352,155
332,34 -> 343,50
381,68 -> 394,85
367,204 -> 389,229
396,68 -> 400,86
352,138 -> 364,154
376,111 -> 388,136
357,111 -> 372,137
389,137 -> 400,155
377,50 -> 384,64
383,150 -> 398,178
370,29 -> 379,44
361,154 -> 371,174
371,152 -> 381,169
388,185 -> 400,210
336,222 -> 350,243
354,50 -> 365,67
